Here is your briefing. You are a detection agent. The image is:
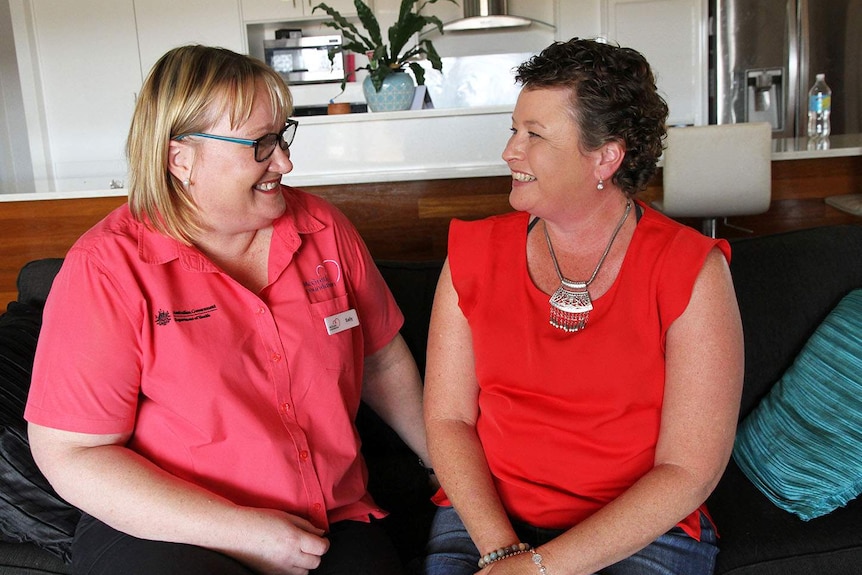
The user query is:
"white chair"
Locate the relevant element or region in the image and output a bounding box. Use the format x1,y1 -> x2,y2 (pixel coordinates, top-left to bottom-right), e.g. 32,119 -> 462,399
655,122 -> 772,237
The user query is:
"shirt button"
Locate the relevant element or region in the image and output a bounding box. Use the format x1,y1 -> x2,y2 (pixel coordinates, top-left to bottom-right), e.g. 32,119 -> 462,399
300,450 -> 309,461
257,306 -> 266,315
312,503 -> 321,512
271,352 -> 281,362
280,402 -> 290,414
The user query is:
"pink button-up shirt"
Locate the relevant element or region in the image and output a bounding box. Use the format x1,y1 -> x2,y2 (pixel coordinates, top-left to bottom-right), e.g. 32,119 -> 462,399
25,187 -> 403,530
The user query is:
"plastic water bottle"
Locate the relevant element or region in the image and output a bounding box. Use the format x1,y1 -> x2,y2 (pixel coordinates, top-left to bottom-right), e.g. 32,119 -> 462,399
807,74 -> 832,139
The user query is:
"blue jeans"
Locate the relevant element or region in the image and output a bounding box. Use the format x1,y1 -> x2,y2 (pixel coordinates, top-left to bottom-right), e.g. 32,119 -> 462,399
423,505 -> 718,575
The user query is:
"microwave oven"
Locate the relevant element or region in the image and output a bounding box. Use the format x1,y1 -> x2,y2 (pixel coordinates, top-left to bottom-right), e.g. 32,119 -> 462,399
264,35 -> 345,85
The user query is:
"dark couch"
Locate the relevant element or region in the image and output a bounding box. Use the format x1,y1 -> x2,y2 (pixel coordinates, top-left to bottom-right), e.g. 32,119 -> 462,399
1,225 -> 861,574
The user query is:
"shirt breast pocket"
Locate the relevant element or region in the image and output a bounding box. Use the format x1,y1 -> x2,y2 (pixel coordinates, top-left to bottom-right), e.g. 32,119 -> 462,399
309,295 -> 357,373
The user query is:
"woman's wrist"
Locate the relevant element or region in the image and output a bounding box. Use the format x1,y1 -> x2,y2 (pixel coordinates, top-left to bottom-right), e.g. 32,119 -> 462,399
477,542 -> 532,569
530,548 -> 549,574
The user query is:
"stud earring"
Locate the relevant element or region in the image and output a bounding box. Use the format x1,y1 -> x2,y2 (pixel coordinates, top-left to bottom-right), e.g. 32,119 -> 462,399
182,179 -> 190,187
597,179 -> 605,191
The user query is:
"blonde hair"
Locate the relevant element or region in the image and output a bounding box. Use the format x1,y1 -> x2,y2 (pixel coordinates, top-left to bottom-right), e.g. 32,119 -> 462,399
126,45 -> 293,244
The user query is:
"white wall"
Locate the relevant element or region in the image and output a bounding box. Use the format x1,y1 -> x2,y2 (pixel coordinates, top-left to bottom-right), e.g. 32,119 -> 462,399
0,0 -> 34,193
558,0 -> 604,41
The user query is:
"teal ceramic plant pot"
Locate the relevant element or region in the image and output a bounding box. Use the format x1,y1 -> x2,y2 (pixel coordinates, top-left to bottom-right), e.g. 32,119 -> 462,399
363,71 -> 415,112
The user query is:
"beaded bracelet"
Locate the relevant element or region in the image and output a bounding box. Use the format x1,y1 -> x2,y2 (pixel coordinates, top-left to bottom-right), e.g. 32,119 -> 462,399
530,548 -> 548,574
477,542 -> 532,569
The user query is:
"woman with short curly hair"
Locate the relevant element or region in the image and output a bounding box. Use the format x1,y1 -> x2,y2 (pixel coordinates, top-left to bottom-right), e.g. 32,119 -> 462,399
424,38 -> 743,575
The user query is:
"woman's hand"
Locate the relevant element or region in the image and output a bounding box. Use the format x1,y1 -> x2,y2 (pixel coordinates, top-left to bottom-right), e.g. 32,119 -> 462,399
222,507 -> 330,575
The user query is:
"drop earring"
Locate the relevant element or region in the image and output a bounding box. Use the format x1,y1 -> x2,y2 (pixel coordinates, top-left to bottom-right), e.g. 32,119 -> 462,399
597,179 -> 605,191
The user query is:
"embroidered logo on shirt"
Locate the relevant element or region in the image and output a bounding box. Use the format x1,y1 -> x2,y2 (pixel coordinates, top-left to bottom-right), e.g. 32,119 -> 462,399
173,305 -> 218,323
155,305 -> 218,326
304,259 -> 342,294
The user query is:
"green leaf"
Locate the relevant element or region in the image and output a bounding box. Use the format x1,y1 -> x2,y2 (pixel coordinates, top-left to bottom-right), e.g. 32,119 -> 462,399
420,38 -> 443,71
354,0 -> 382,47
313,3 -> 375,52
397,0 -> 420,27
370,45 -> 390,68
408,61 -> 427,86
420,13 -> 447,36
389,12 -> 424,59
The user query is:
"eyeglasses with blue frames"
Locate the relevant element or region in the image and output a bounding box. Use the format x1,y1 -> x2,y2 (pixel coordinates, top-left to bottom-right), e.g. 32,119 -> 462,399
173,119 -> 299,163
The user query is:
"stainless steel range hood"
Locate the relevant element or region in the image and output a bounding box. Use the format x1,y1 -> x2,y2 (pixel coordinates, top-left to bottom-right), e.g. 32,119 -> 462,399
442,0 -> 532,32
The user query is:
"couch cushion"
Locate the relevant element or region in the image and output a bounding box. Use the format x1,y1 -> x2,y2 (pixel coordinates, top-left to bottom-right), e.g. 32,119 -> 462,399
0,301 -> 80,563
733,289 -> 862,520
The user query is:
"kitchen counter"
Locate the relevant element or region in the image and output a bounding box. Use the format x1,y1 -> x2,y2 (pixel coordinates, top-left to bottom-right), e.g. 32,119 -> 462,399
771,133 -> 862,160
288,115 -> 862,184
3,112 -> 862,201
283,105 -> 514,187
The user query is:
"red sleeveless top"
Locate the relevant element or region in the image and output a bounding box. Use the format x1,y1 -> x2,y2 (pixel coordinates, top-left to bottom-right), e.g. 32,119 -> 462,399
445,202 -> 730,539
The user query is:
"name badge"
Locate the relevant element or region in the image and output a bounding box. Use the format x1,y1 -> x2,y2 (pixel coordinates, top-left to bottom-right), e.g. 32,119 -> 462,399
324,309 -> 360,336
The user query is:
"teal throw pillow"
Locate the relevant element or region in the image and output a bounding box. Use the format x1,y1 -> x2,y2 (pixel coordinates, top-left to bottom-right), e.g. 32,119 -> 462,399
733,289 -> 862,521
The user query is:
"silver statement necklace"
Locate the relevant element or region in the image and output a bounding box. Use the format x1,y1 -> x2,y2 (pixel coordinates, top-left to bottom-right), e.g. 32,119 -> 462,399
543,199 -> 632,333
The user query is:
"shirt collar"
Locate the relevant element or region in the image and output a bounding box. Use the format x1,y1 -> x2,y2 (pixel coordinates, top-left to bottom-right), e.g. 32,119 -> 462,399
136,187 -> 326,272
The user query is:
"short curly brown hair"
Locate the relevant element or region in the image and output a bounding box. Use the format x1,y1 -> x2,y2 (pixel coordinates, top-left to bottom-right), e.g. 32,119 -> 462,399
515,38 -> 668,196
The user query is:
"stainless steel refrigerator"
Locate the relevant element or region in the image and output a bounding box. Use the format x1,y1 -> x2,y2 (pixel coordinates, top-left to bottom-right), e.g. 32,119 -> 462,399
710,0 -> 862,137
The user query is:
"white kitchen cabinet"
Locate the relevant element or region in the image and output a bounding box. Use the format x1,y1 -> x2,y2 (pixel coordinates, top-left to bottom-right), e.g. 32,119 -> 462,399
29,0 -> 141,189
135,0 -> 245,75
603,0 -> 707,126
21,0 -> 245,192
241,0 -> 358,22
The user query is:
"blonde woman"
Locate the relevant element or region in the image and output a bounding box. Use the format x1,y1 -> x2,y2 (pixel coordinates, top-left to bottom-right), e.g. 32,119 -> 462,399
26,45 -> 428,575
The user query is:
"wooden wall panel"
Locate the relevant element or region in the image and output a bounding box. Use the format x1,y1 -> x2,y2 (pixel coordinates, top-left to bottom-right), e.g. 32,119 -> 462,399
0,196 -> 126,307
305,176 -> 514,262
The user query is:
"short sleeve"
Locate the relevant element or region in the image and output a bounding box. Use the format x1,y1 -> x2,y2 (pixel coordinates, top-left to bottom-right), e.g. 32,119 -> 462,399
25,251 -> 142,435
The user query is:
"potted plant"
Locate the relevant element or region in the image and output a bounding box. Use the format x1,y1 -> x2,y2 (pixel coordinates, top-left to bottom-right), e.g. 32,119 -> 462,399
313,0 -> 457,111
